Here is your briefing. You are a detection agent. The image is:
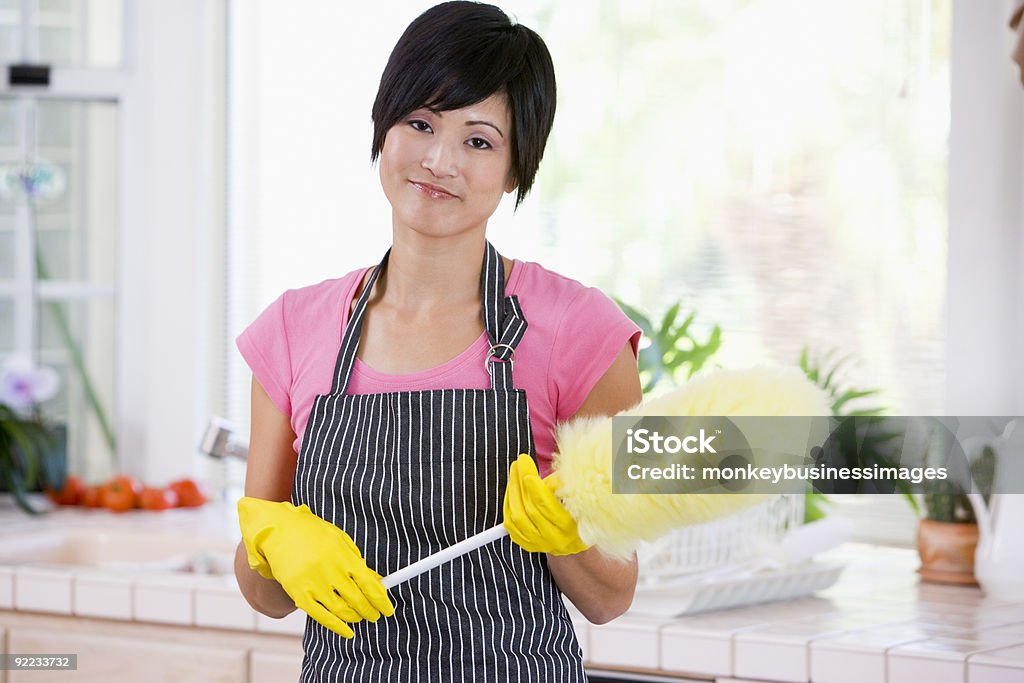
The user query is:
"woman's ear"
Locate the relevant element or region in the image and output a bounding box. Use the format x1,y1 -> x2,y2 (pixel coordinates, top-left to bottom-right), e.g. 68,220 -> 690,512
505,174 -> 518,194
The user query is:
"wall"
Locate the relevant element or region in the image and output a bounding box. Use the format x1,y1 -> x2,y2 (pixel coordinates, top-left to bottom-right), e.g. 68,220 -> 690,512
946,0 -> 1024,415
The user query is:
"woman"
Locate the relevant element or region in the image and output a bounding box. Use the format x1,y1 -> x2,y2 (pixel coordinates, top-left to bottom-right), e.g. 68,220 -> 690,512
234,2 -> 642,680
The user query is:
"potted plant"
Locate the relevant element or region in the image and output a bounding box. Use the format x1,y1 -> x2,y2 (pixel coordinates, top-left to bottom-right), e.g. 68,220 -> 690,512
0,355 -> 67,514
915,432 -> 995,585
796,349 -> 897,521
613,299 -> 721,394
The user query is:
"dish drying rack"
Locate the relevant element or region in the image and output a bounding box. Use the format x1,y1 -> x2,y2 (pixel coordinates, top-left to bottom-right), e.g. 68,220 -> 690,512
631,494 -> 847,616
637,494 -> 805,583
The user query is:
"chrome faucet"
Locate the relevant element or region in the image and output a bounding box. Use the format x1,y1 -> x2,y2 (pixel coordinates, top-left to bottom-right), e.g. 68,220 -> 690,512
199,417 -> 249,461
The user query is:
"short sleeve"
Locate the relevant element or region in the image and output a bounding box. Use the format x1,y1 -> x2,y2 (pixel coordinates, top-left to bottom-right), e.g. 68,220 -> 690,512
548,288 -> 641,420
236,291 -> 293,417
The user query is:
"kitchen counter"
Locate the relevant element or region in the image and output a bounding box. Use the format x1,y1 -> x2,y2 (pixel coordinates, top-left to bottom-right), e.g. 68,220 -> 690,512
1,499 -> 1023,682
586,543 -> 1024,682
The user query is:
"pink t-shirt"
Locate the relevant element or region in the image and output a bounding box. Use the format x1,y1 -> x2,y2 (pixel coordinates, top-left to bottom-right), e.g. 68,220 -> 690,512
236,259 -> 640,477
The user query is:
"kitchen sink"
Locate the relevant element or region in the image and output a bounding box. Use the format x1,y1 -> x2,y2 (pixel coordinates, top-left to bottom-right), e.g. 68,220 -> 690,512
0,528 -> 236,575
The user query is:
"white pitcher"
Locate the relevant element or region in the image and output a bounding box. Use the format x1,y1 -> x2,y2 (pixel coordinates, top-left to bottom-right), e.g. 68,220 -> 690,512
964,420 -> 1024,600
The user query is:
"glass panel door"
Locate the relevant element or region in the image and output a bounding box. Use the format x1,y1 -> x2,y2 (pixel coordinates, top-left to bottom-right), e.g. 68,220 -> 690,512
0,0 -> 123,68
0,96 -> 118,483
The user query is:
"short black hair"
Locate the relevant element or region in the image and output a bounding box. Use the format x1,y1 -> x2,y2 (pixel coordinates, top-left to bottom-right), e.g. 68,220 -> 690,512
371,1 -> 556,208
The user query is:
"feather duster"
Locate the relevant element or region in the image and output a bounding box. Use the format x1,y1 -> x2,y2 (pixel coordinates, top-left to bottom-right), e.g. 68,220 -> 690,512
551,365 -> 832,560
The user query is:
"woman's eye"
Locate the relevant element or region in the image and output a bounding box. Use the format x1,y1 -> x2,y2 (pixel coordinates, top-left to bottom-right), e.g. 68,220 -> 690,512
409,120 -> 432,133
468,137 -> 492,150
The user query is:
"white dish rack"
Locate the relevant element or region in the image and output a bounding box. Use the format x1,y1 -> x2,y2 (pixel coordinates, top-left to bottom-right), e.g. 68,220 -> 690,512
637,494 -> 805,580
631,560 -> 844,617
632,494 -> 844,615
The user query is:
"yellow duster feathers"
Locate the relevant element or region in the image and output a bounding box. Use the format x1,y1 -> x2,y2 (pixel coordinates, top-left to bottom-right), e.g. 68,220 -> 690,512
551,366 -> 832,560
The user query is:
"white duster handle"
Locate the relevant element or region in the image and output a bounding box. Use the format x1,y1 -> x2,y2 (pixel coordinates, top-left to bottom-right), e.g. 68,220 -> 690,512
381,523 -> 508,589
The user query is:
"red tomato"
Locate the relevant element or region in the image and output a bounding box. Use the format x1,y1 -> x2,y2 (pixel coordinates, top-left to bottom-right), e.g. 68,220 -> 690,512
99,477 -> 139,513
81,486 -> 104,508
138,486 -> 179,511
46,475 -> 86,506
168,478 -> 208,507
113,474 -> 144,496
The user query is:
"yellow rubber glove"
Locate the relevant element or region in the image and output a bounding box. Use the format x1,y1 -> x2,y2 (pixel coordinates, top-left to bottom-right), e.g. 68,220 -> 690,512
237,497 -> 395,639
503,453 -> 590,555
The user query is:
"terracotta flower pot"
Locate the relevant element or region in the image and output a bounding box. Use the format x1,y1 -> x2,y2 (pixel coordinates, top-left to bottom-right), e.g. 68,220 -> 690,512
916,519 -> 979,585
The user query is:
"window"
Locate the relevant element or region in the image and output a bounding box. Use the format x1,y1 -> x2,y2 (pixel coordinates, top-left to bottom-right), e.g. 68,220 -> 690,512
1,0 -> 123,482
225,1 -> 956,541
227,0 -> 948,405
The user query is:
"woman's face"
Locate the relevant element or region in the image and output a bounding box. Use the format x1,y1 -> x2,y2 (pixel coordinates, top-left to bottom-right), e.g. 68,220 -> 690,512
379,92 -> 516,239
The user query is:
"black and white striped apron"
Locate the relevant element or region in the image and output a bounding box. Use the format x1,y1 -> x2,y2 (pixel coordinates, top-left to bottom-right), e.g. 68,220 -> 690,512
291,242 -> 587,682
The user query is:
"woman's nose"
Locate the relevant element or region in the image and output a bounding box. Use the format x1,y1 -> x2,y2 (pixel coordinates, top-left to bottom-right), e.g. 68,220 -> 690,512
421,139 -> 458,178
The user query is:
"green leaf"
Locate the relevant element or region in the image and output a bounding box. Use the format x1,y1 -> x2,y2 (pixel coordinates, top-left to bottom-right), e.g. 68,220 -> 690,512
832,388 -> 882,414
617,299 -> 722,393
659,302 -> 682,336
2,418 -> 42,491
820,353 -> 852,391
804,491 -> 829,523
0,449 -> 41,515
905,492 -> 921,516
845,406 -> 887,417
673,311 -> 695,339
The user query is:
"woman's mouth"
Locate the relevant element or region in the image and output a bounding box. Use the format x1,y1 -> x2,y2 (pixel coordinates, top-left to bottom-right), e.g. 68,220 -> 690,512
410,181 -> 458,200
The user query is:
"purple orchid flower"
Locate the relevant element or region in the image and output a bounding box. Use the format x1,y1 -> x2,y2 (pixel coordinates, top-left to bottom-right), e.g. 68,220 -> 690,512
1,355 -> 60,413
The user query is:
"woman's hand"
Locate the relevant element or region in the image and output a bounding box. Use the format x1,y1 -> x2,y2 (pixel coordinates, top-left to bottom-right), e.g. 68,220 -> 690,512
238,496 -> 395,638
503,454 -> 589,555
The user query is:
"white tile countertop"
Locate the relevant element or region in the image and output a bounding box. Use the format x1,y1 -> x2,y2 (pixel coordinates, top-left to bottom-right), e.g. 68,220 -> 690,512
589,544 -> 1024,682
1,498 -> 1023,682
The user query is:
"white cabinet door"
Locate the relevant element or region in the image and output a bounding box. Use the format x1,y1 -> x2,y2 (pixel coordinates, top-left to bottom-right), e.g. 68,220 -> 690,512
8,627 -> 247,682
249,650 -> 303,683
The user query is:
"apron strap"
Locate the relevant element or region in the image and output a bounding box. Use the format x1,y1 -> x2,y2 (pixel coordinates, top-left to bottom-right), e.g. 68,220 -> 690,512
330,241 -> 528,395
480,241 -> 528,391
330,248 -> 390,395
